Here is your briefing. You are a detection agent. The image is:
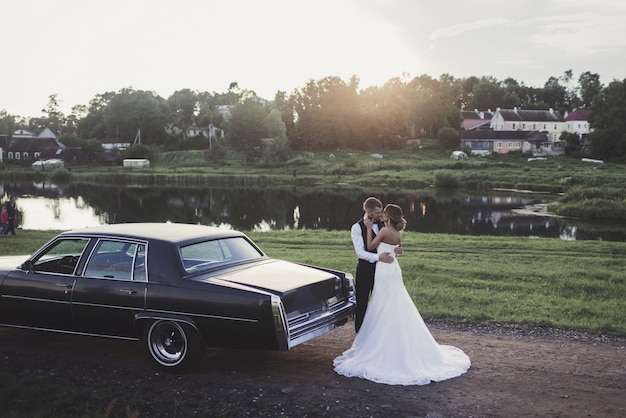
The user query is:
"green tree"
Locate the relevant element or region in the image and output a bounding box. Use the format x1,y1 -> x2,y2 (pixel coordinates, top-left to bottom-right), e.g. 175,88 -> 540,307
262,108 -> 290,162
407,74 -> 460,138
560,131 -> 582,157
226,98 -> 268,162
57,136 -> 104,162
195,83 -> 255,130
469,77 -> 505,111
67,104 -> 87,129
0,110 -> 16,135
577,71 -> 603,108
540,71 -> 576,112
104,88 -> 170,145
168,89 -> 197,139
196,91 -> 226,129
541,76 -> 566,110
271,90 -> 297,144
437,126 -> 460,150
290,76 -> 361,150
42,93 -> 65,126
457,76 -> 480,109
78,91 -> 117,139
588,79 -> 626,161
361,76 -> 415,145
500,78 -> 522,108
77,89 -> 169,145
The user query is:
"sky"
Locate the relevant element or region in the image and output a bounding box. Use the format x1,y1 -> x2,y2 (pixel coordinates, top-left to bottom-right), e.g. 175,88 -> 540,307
2,0 -> 626,118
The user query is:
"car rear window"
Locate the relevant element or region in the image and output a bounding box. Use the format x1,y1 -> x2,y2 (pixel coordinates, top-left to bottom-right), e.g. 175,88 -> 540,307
180,236 -> 263,272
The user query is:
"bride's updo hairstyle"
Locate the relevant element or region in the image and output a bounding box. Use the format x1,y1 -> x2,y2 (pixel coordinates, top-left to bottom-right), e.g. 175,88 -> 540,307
384,204 -> 407,232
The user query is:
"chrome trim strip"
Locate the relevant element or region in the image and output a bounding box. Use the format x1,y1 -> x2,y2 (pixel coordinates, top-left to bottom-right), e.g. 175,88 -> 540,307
1,295 -> 71,305
286,301 -> 354,348
271,295 -> 289,350
0,323 -> 138,341
144,309 -> 258,323
2,295 -> 257,323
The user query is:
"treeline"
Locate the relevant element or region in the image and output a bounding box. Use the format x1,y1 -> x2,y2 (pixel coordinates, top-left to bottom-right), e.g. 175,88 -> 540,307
1,70 -> 625,162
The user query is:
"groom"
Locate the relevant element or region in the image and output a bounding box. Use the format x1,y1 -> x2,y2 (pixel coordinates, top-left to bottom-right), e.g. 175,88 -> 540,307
351,197 -> 401,333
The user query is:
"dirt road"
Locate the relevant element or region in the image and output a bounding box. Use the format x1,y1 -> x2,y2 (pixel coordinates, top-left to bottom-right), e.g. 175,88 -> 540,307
1,323 -> 625,417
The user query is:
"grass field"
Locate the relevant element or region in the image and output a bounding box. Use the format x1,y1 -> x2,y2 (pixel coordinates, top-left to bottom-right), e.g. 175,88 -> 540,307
7,229 -> 625,336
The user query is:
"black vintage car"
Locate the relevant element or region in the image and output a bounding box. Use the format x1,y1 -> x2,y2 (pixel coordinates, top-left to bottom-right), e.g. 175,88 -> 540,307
0,223 -> 355,372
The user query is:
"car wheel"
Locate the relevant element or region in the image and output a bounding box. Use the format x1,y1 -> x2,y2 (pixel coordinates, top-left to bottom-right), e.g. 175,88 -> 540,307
144,320 -> 202,372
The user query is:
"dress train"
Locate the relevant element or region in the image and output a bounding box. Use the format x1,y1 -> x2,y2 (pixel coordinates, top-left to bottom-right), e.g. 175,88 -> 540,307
334,242 -> 471,385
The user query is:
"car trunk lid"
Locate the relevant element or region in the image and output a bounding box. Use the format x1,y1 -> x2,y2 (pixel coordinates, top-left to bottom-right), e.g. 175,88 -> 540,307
207,259 -> 346,313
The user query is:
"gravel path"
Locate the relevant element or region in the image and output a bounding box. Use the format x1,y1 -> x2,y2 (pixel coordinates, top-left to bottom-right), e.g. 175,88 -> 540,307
2,323 -> 625,417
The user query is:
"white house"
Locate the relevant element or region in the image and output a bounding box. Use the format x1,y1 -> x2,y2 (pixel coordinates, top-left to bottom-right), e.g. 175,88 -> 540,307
564,109 -> 592,138
187,124 -> 206,138
12,128 -> 35,139
490,108 -> 566,142
101,138 -> 131,150
37,127 -> 57,139
216,105 -> 234,120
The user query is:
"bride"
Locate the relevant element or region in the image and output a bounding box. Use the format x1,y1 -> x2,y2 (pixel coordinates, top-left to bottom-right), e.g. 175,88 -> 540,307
334,204 -> 471,385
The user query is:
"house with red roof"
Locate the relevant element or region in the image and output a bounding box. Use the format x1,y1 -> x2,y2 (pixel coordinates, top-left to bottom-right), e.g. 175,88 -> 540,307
460,109 -> 494,131
564,109 -> 592,138
6,136 -> 62,161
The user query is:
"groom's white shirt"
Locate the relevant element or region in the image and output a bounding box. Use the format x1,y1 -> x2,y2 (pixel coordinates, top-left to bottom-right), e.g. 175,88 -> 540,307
351,215 -> 380,264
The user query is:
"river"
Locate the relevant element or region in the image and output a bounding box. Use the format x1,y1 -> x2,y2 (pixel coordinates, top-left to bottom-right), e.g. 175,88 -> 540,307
2,182 -> 625,241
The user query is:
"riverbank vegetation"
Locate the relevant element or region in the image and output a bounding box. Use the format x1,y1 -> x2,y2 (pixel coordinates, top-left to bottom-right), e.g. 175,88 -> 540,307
3,145 -> 625,220
8,229 -> 626,336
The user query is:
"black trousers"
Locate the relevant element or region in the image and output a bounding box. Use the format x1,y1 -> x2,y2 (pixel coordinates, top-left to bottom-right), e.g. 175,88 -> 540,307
354,259 -> 376,333
7,217 -> 15,235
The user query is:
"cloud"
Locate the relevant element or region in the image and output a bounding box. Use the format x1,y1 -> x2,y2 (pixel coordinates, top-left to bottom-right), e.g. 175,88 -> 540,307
2,0 -> 625,116
526,13 -> 626,55
428,18 -> 510,41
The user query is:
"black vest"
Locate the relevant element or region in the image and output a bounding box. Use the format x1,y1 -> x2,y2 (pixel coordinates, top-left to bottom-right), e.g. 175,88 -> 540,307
358,219 -> 377,254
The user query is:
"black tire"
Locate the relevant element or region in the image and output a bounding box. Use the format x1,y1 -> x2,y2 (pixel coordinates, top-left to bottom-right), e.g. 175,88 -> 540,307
143,320 -> 202,373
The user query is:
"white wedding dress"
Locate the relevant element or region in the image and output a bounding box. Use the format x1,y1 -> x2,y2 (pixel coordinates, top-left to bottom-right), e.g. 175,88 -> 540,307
334,242 -> 471,385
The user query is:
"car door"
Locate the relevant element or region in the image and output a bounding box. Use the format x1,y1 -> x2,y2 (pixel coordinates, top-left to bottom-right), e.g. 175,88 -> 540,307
72,240 -> 147,338
0,237 -> 90,330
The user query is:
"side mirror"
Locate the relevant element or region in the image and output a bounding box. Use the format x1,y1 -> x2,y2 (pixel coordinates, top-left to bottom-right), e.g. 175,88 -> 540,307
21,260 -> 34,273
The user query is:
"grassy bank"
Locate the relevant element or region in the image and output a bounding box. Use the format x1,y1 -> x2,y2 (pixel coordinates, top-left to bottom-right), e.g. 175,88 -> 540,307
3,148 -> 626,220
7,229 -> 626,336
3,147 -> 625,192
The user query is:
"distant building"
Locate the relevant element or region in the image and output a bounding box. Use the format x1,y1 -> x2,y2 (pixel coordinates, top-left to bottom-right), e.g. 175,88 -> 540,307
123,158 -> 150,168
6,137 -> 62,161
460,130 -> 528,155
490,108 -> 565,142
460,109 -> 494,130
564,109 -> 592,138
101,138 -> 131,150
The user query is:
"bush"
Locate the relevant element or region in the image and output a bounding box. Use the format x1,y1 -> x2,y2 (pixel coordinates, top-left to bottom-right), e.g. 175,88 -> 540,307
433,170 -> 460,188
437,127 -> 460,150
50,167 -> 72,183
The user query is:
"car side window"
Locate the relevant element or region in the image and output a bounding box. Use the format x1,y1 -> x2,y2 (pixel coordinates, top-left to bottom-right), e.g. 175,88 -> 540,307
181,237 -> 262,272
84,239 -> 138,281
30,238 -> 90,275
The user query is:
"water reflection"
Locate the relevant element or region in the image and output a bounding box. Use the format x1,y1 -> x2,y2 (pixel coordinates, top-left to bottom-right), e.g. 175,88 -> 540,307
2,182 -> 625,241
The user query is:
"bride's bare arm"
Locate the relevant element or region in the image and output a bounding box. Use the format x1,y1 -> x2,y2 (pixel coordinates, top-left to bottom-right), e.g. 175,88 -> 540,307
367,227 -> 385,250
365,222 -> 393,263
